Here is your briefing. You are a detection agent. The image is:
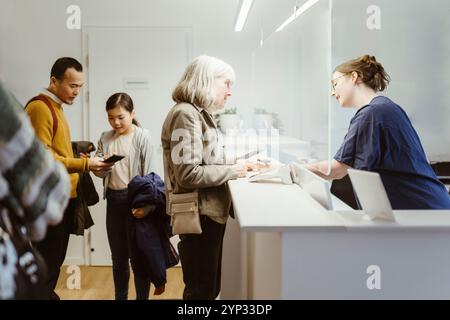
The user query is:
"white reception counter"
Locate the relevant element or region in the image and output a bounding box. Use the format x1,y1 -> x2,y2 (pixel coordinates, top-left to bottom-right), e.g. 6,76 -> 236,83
220,178 -> 450,299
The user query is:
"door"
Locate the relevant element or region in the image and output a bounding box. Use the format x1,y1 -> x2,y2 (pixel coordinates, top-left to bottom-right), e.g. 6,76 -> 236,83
86,27 -> 191,265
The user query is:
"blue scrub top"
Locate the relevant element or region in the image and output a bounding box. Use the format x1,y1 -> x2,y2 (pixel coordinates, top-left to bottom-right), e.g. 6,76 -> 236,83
334,96 -> 450,209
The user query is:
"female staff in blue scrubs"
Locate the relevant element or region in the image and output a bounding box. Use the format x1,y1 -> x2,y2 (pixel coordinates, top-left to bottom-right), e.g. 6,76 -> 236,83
308,55 -> 450,209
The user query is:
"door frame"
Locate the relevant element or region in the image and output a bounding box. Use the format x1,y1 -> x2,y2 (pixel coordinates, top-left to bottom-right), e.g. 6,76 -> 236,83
80,26 -> 192,265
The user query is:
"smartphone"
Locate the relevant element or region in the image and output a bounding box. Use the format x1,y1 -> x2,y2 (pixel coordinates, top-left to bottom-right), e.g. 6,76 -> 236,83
257,158 -> 271,164
236,150 -> 261,160
103,154 -> 125,163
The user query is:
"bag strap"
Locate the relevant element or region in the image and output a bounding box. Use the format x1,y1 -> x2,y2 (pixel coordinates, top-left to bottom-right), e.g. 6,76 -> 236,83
163,154 -> 173,193
25,95 -> 58,141
163,154 -> 174,219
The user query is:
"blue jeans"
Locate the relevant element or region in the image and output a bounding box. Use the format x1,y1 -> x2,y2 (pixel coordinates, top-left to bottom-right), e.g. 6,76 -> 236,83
106,188 -> 150,300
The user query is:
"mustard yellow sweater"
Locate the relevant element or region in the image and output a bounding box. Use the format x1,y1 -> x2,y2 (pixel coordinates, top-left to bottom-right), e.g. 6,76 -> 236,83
26,95 -> 89,198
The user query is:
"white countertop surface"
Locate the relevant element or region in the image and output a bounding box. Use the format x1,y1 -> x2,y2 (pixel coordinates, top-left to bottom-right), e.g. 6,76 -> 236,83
228,179 -> 450,231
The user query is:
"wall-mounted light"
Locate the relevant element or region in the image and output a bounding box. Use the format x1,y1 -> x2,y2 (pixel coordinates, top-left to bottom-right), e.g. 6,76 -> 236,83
275,0 -> 320,32
234,0 -> 254,32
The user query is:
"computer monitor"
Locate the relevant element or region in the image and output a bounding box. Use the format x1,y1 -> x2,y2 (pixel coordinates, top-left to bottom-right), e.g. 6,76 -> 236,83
291,163 -> 333,210
347,169 -> 396,222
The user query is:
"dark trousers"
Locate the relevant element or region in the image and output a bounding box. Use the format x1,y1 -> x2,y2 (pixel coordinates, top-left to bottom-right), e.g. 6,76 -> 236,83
106,188 -> 151,300
178,215 -> 227,300
34,198 -> 76,300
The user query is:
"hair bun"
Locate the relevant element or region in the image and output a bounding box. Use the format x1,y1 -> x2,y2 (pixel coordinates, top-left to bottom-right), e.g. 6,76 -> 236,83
361,54 -> 377,66
334,54 -> 390,92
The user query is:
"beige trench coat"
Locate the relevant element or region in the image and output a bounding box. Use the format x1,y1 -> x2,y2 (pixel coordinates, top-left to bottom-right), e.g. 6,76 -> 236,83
161,103 -> 238,223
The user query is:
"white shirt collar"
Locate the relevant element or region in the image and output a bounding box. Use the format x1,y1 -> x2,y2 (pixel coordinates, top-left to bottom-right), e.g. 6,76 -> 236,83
40,88 -> 63,105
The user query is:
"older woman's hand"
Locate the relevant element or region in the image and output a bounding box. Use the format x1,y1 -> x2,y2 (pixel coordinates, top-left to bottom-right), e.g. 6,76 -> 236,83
233,163 -> 248,178
233,161 -> 275,178
244,161 -> 273,172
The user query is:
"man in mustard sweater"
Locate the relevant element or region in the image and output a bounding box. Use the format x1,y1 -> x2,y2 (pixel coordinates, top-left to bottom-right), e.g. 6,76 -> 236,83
26,57 -> 113,300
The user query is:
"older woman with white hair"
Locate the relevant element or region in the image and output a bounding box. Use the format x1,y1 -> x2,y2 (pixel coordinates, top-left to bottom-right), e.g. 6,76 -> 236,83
161,55 -> 247,299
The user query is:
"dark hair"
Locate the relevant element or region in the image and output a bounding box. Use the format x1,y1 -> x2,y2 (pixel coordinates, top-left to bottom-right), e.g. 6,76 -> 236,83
105,92 -> 140,126
334,55 -> 391,92
50,57 -> 83,80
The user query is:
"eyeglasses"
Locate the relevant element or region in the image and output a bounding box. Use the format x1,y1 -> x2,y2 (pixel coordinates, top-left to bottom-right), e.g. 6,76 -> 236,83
331,74 -> 347,91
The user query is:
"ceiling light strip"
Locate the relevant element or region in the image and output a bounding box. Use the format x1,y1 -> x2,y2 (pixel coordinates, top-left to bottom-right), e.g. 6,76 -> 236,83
275,0 -> 320,32
234,0 -> 254,32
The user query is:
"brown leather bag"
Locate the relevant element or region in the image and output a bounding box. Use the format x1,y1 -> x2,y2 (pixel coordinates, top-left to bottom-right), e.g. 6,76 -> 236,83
163,161 -> 202,235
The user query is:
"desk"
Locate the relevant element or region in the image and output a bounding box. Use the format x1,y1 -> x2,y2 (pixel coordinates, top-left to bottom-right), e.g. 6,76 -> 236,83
221,179 -> 450,299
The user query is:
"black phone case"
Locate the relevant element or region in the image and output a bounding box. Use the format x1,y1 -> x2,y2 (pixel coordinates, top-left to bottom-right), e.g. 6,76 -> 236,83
103,155 -> 125,163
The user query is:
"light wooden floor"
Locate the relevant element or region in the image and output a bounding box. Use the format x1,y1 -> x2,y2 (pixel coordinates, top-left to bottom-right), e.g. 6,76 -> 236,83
55,266 -> 184,300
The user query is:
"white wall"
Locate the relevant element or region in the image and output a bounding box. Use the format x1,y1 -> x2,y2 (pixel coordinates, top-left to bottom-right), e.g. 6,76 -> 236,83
0,0 -> 258,137
0,0 -> 260,265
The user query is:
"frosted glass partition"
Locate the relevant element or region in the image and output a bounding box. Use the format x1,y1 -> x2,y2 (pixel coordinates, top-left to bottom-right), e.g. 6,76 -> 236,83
245,0 -> 449,170
247,0 -> 332,167
330,0 -> 450,162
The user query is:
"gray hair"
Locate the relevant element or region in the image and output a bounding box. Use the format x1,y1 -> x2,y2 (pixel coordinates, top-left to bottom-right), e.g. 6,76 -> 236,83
172,55 -> 235,109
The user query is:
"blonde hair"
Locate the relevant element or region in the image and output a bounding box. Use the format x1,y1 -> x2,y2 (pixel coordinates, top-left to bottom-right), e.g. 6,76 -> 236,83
334,55 -> 391,92
172,55 -> 235,109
